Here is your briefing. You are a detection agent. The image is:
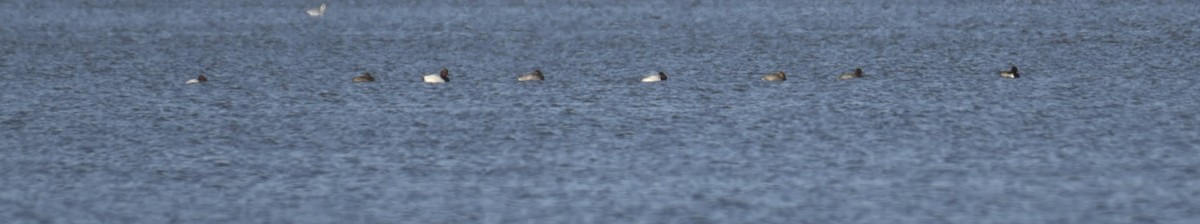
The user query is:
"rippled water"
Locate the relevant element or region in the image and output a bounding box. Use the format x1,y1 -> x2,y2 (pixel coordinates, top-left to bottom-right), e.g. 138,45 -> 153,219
3,0 -> 1200,223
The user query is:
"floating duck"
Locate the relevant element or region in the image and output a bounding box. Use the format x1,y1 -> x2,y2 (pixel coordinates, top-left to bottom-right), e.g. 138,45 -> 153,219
837,68 -> 863,80
423,68 -> 450,83
1000,65 -> 1020,79
352,72 -> 375,82
517,69 -> 544,81
186,74 -> 207,84
762,71 -> 786,81
641,71 -> 667,83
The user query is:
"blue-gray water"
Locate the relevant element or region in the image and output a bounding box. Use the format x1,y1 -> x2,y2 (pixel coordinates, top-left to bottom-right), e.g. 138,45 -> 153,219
2,0 -> 1200,223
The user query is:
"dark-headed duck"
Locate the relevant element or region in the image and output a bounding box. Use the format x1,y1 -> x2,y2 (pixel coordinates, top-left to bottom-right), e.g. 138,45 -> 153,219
186,74 -> 207,84
423,68 -> 450,83
837,68 -> 863,80
641,71 -> 667,83
1000,65 -> 1020,79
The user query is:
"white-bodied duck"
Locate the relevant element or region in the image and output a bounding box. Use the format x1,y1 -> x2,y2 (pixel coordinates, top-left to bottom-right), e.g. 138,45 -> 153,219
186,74 -> 208,84
423,68 -> 450,83
641,71 -> 667,83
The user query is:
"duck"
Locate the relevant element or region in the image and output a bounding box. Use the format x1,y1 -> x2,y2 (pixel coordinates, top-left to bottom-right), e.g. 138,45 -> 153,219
423,68 -> 450,83
762,71 -> 786,81
1000,65 -> 1020,79
352,72 -> 375,82
837,68 -> 863,80
517,69 -> 544,81
640,71 -> 668,83
186,74 -> 207,84
307,3 -> 326,17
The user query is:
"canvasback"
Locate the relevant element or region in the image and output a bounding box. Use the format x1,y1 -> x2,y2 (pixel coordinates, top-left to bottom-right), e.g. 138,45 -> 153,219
423,68 -> 450,83
186,74 -> 207,84
641,71 -> 667,83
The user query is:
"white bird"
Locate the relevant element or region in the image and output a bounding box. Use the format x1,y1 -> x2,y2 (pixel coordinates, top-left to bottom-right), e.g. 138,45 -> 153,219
640,71 -> 667,83
423,68 -> 450,83
186,74 -> 207,84
307,3 -> 326,17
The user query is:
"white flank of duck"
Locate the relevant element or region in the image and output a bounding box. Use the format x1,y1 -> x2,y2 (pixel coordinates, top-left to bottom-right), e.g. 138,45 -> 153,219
1000,65 -> 1020,79
186,74 -> 207,84
641,71 -> 667,83
423,68 -> 450,83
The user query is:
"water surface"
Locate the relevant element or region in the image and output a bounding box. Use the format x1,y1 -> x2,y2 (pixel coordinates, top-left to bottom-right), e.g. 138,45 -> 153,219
2,0 -> 1199,223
